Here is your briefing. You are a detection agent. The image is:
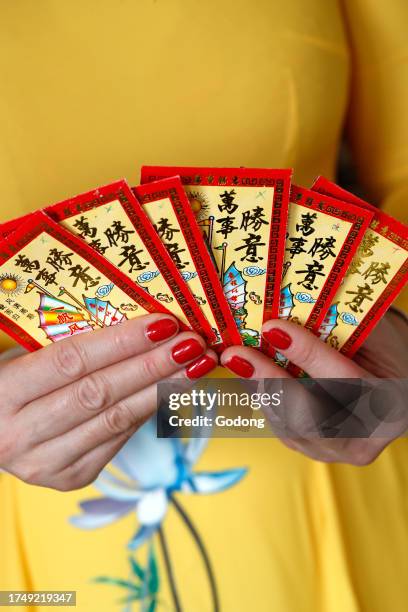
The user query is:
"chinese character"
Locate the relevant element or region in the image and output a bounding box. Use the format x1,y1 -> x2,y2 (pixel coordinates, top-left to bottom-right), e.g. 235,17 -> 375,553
68,322 -> 85,335
57,312 -> 75,324
36,268 -> 57,287
68,264 -> 101,289
118,245 -> 149,273
14,254 -> 40,273
240,207 -> 268,232
155,218 -> 180,242
345,283 -> 374,313
104,220 -> 135,247
166,243 -> 188,269
235,233 -> 265,263
216,216 -> 238,239
286,236 -> 307,259
46,248 -> 74,271
359,233 -> 379,258
308,236 -> 336,260
218,189 -> 238,214
89,238 -> 109,255
73,216 -> 97,239
296,212 -> 317,237
346,256 -> 363,276
361,261 -> 390,285
296,260 -> 325,290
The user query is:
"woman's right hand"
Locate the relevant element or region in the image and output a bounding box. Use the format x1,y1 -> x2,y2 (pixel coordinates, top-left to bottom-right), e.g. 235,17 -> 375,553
0,314 -> 217,491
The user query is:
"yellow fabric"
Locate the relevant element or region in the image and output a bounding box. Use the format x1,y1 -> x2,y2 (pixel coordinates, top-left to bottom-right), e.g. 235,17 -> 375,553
0,1 -> 407,611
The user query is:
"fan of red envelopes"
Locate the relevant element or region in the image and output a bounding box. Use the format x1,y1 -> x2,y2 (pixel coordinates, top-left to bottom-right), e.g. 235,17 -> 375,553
0,166 -> 406,369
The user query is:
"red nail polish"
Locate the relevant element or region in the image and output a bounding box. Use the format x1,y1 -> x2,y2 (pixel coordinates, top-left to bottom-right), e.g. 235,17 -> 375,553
146,318 -> 178,342
186,355 -> 217,379
263,328 -> 292,350
172,338 -> 204,364
224,355 -> 254,378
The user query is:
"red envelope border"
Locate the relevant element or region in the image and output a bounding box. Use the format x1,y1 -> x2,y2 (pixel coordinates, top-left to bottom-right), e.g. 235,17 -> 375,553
141,166 -> 292,351
0,210 -> 172,352
312,176 -> 408,357
45,180 -> 215,344
0,212 -> 37,239
135,176 -> 243,349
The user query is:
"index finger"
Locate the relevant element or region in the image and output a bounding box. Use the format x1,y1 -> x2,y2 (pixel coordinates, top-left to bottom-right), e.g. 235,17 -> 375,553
2,313 -> 181,408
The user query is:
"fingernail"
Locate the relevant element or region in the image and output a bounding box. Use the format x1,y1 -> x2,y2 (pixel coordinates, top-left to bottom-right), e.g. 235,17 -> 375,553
263,328 -> 292,350
186,355 -> 218,379
223,355 -> 254,378
146,318 -> 179,342
172,338 -> 204,364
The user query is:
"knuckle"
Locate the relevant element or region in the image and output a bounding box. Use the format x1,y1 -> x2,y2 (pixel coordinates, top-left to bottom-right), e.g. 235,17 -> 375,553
102,401 -> 135,435
141,354 -> 165,381
296,338 -> 319,371
111,325 -> 133,357
52,340 -> 87,381
75,373 -> 111,413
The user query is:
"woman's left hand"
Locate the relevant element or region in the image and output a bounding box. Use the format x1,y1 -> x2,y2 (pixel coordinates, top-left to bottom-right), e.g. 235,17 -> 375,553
220,311 -> 408,465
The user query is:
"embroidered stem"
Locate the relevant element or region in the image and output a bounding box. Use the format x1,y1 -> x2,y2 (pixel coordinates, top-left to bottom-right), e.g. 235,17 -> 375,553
170,495 -> 219,612
157,525 -> 182,612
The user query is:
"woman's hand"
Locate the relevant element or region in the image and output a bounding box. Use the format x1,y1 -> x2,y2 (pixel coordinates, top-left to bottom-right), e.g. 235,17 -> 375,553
220,312 -> 408,465
0,314 -> 217,490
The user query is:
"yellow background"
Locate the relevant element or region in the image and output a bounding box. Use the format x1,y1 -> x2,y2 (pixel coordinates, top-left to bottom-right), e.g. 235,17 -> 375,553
0,1 -> 408,611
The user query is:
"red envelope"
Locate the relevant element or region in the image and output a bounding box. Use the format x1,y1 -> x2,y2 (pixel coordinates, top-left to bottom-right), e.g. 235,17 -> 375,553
141,166 -> 292,351
135,176 -> 243,350
0,211 -> 172,351
311,177 -> 408,357
45,180 -> 215,344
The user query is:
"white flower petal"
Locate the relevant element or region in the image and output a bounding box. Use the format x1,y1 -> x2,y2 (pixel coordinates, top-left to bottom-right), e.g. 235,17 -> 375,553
136,489 -> 168,526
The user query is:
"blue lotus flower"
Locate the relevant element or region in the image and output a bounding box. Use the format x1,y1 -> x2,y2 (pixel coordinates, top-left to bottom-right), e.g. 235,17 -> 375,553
70,418 -> 247,550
